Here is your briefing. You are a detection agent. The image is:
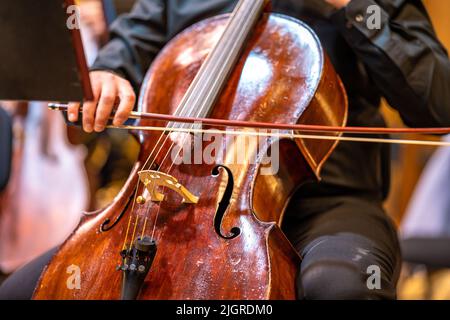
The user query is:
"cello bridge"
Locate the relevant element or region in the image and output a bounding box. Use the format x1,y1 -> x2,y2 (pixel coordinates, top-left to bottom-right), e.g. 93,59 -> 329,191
137,170 -> 199,204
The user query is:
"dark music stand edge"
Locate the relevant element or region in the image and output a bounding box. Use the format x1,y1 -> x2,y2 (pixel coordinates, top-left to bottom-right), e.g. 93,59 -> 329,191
0,0 -> 93,103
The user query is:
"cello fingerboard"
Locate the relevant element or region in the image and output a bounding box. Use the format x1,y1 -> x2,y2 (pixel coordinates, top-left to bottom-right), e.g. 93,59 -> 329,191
168,0 -> 269,130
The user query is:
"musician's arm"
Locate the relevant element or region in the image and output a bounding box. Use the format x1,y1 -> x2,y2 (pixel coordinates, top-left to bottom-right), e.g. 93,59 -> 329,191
70,0 -> 167,132
91,0 -> 167,90
331,0 -> 450,127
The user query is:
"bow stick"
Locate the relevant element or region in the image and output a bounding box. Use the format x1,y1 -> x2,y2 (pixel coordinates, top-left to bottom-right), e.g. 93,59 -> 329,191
49,103 -> 450,147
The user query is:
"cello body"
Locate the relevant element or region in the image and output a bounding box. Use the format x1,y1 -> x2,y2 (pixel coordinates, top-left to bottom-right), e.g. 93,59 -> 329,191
34,13 -> 347,299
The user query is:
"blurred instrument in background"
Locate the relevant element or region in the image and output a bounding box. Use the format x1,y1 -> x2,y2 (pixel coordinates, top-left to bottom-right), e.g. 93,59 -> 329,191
0,0 -> 113,274
0,101 -> 89,273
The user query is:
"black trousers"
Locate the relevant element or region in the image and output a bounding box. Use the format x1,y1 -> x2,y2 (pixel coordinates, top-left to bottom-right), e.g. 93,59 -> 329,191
0,189 -> 401,300
283,191 -> 401,299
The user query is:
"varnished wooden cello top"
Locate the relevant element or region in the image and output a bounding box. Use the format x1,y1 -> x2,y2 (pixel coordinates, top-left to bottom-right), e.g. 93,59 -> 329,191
34,0 -> 347,300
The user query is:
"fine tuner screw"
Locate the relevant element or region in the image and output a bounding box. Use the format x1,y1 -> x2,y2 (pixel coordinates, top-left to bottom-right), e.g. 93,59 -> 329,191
136,196 -> 145,204
116,263 -> 146,273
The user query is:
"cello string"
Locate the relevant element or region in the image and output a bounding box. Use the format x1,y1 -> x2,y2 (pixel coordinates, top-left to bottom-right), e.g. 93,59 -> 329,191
142,0 -> 261,240
146,0 -> 256,179
123,0 -> 247,244
138,0 -> 255,239
141,0 -> 251,168
121,131 -> 172,250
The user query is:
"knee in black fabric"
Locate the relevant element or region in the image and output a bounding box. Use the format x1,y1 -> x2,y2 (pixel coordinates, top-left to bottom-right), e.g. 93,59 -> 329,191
299,260 -> 369,300
297,233 -> 398,300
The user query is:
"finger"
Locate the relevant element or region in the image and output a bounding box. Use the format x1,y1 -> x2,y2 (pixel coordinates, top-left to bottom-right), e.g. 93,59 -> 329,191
67,102 -> 80,122
94,81 -> 117,132
82,73 -> 103,132
82,100 -> 97,133
113,81 -> 136,126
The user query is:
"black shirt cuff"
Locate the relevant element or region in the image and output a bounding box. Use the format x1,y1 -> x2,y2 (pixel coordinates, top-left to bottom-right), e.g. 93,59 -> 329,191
331,0 -> 390,44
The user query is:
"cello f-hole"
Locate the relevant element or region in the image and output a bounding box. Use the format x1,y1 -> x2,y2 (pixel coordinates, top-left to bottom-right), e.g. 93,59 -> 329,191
212,165 -> 240,239
100,195 -> 133,232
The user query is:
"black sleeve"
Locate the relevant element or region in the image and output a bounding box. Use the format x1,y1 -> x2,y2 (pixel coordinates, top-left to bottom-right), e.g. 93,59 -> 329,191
91,0 -> 167,91
331,0 -> 450,127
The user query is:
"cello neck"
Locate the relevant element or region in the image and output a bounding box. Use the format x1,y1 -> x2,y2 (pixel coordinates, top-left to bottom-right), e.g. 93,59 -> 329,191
170,0 -> 269,127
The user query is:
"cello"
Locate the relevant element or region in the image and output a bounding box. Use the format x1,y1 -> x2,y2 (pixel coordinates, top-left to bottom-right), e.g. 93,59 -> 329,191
34,0 -> 347,299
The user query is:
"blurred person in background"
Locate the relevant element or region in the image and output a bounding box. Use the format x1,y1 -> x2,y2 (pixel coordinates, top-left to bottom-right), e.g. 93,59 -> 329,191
0,0 -> 138,284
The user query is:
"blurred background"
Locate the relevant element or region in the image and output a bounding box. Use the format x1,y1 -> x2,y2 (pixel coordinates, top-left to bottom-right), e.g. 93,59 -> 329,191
382,0 -> 450,300
0,0 -> 449,299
